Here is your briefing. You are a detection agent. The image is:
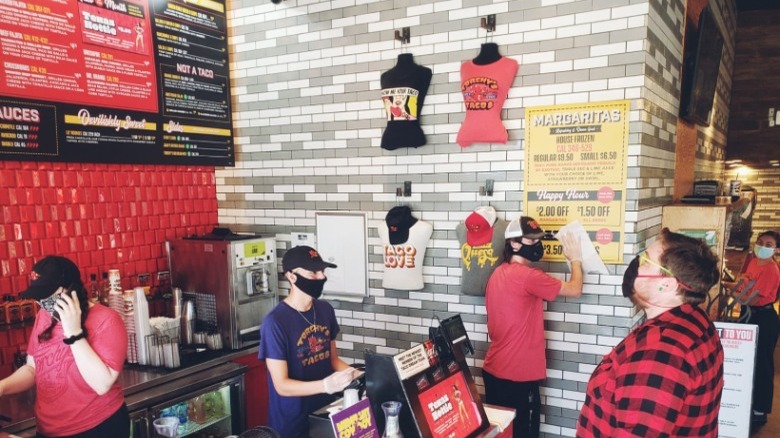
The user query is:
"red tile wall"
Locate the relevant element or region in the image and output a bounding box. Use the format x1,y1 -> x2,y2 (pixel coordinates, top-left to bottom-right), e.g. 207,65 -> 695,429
0,161 -> 218,297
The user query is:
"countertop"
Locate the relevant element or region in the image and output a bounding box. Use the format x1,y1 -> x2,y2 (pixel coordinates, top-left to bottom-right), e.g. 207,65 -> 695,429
0,345 -> 258,435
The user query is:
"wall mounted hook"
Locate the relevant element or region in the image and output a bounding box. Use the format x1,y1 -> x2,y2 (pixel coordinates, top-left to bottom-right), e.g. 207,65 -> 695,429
481,15 -> 496,33
395,27 -> 410,44
484,179 -> 494,197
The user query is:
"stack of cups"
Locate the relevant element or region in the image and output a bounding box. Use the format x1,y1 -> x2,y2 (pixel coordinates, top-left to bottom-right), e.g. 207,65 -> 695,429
107,270 -> 125,319
123,288 -> 137,364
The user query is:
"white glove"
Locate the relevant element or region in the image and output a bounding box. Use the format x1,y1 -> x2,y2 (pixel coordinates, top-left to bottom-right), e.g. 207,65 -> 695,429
323,368 -> 355,394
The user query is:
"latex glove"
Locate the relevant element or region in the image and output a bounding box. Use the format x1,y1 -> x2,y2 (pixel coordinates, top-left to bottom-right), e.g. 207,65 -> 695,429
558,232 -> 582,263
323,368 -> 355,394
55,289 -> 84,338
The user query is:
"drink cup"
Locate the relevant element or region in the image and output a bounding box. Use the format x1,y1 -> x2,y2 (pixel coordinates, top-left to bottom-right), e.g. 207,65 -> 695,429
153,416 -> 179,437
343,388 -> 359,408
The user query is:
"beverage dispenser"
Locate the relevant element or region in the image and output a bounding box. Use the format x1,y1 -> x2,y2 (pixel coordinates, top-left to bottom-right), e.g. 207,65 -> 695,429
167,233 -> 278,350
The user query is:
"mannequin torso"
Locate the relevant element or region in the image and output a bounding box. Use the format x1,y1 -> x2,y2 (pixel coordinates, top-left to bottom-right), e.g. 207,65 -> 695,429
473,43 -> 502,65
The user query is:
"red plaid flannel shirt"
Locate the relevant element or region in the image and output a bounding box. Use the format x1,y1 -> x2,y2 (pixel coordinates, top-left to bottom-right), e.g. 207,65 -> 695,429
577,304 -> 724,437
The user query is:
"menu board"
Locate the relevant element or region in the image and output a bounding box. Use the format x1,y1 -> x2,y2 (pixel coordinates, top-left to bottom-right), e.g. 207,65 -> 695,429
0,0 -> 234,166
524,100 -> 630,263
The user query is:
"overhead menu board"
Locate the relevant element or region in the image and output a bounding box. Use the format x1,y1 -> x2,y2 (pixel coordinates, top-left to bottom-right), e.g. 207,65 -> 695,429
0,0 -> 234,166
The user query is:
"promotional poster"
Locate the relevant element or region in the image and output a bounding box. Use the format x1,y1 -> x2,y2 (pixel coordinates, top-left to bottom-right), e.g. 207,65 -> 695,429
524,100 -> 630,263
330,398 -> 380,438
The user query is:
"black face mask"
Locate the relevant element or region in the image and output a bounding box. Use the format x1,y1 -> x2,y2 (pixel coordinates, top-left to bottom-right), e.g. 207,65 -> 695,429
622,256 -> 640,298
515,241 -> 544,262
295,275 -> 327,299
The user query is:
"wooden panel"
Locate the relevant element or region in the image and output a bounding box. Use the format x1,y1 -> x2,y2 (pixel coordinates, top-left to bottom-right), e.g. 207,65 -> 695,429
726,10 -> 780,167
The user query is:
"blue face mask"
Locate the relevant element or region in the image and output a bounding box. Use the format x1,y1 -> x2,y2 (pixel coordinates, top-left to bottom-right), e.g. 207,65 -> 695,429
754,245 -> 776,260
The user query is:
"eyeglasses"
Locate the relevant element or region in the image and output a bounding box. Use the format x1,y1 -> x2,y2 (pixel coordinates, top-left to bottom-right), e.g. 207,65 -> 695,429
638,251 -> 675,277
637,251 -> 694,291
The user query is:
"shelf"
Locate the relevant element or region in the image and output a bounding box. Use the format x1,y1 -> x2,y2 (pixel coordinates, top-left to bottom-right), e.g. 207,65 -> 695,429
178,414 -> 231,437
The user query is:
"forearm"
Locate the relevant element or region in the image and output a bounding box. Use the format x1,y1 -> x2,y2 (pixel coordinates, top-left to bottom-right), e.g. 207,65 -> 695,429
559,261 -> 584,297
271,375 -> 329,397
0,364 -> 36,396
69,338 -> 120,396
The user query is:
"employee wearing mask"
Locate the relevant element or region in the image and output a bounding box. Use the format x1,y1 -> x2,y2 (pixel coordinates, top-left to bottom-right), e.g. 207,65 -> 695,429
259,245 -> 358,438
0,256 -> 129,437
578,228 -> 723,437
484,216 -> 583,437
725,230 -> 780,427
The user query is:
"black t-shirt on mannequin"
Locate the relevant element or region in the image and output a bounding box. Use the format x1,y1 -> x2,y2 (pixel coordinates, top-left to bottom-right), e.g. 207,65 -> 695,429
380,54 -> 433,150
473,42 -> 502,65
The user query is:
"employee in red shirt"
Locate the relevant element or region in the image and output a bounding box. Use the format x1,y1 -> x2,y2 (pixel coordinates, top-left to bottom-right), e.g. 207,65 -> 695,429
577,228 -> 723,437
727,230 -> 780,427
483,216 -> 583,437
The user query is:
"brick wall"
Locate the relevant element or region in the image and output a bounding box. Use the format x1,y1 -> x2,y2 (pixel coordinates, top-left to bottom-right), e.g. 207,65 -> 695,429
726,167 -> 780,234
221,0 -> 734,435
0,162 -> 218,293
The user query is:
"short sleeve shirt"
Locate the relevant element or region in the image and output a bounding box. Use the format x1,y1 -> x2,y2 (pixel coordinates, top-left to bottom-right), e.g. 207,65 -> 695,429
484,262 -> 561,381
259,299 -> 340,438
27,304 -> 127,436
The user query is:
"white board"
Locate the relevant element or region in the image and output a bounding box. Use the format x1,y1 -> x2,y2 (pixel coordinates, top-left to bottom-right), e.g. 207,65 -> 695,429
715,321 -> 757,438
315,211 -> 368,301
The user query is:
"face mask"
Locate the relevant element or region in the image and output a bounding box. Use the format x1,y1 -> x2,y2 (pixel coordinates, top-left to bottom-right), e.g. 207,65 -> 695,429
294,275 -> 327,299
516,240 -> 544,262
37,292 -> 62,320
622,257 -> 640,298
755,245 -> 775,260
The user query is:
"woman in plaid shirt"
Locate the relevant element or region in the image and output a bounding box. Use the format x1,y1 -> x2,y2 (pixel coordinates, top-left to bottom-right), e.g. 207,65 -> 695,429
577,228 -> 723,437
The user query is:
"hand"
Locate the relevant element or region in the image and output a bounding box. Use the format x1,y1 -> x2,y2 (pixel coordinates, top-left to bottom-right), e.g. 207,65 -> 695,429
559,232 -> 582,263
55,289 -> 83,338
323,368 -> 356,394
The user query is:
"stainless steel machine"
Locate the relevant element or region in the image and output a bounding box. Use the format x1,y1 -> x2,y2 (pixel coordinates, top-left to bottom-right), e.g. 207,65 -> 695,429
167,233 -> 278,350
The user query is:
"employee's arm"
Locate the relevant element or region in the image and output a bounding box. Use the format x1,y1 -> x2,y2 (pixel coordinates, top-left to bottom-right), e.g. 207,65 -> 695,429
265,358 -> 332,397
58,291 -> 121,396
558,233 -> 584,298
0,355 -> 36,397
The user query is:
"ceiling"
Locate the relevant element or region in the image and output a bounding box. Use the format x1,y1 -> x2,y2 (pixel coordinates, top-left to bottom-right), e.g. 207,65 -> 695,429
736,0 -> 780,11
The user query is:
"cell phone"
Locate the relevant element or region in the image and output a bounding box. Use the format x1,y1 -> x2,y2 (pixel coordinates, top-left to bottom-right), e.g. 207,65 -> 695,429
49,283 -> 78,321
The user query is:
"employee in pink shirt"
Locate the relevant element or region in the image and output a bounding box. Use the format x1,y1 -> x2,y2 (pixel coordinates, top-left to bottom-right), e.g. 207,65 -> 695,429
0,256 -> 129,437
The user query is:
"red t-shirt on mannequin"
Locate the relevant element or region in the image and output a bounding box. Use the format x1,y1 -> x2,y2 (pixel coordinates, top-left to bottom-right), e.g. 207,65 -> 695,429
457,43 -> 518,147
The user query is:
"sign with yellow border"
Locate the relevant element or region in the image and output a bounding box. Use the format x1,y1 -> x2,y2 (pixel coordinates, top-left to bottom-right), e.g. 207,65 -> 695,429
524,100 -> 630,263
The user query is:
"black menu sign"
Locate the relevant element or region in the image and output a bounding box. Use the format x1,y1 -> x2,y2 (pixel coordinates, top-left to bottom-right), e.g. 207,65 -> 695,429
0,0 -> 234,166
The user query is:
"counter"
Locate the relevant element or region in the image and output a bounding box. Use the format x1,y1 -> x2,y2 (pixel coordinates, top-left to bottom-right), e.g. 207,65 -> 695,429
1,345 -> 258,435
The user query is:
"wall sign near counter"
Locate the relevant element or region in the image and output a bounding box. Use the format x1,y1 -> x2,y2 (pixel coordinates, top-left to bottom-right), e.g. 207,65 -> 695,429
0,0 -> 234,166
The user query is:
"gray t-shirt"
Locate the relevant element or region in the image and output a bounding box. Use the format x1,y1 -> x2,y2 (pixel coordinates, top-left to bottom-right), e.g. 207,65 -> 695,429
456,219 -> 507,296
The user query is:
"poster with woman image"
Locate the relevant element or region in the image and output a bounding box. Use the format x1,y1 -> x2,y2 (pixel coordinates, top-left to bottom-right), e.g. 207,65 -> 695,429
416,371 -> 481,438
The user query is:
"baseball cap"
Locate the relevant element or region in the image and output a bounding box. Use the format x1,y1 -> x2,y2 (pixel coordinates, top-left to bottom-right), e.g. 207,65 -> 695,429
504,216 -> 545,240
465,206 -> 498,246
19,256 -> 82,300
386,206 -> 418,245
282,245 -> 337,273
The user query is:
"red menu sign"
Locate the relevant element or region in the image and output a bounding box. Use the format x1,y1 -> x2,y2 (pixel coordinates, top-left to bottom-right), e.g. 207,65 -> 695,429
0,0 -> 234,165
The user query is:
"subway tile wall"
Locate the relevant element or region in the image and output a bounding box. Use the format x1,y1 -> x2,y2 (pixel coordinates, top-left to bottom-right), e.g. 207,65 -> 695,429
0,162 -> 218,295
220,0 -> 735,436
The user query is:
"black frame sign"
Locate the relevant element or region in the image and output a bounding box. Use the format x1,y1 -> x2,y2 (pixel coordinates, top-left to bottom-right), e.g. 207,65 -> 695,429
0,0 -> 234,166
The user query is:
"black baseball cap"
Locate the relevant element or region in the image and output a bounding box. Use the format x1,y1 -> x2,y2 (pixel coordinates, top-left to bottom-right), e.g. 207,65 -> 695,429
386,206 -> 418,245
19,256 -> 82,300
282,245 -> 337,273
504,216 -> 546,240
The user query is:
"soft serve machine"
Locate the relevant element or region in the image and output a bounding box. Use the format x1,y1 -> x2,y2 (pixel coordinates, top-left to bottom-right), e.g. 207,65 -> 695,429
167,232 -> 278,350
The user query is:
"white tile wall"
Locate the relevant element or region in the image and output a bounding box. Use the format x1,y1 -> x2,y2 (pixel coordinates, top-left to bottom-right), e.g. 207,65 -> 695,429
222,0 -> 734,435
